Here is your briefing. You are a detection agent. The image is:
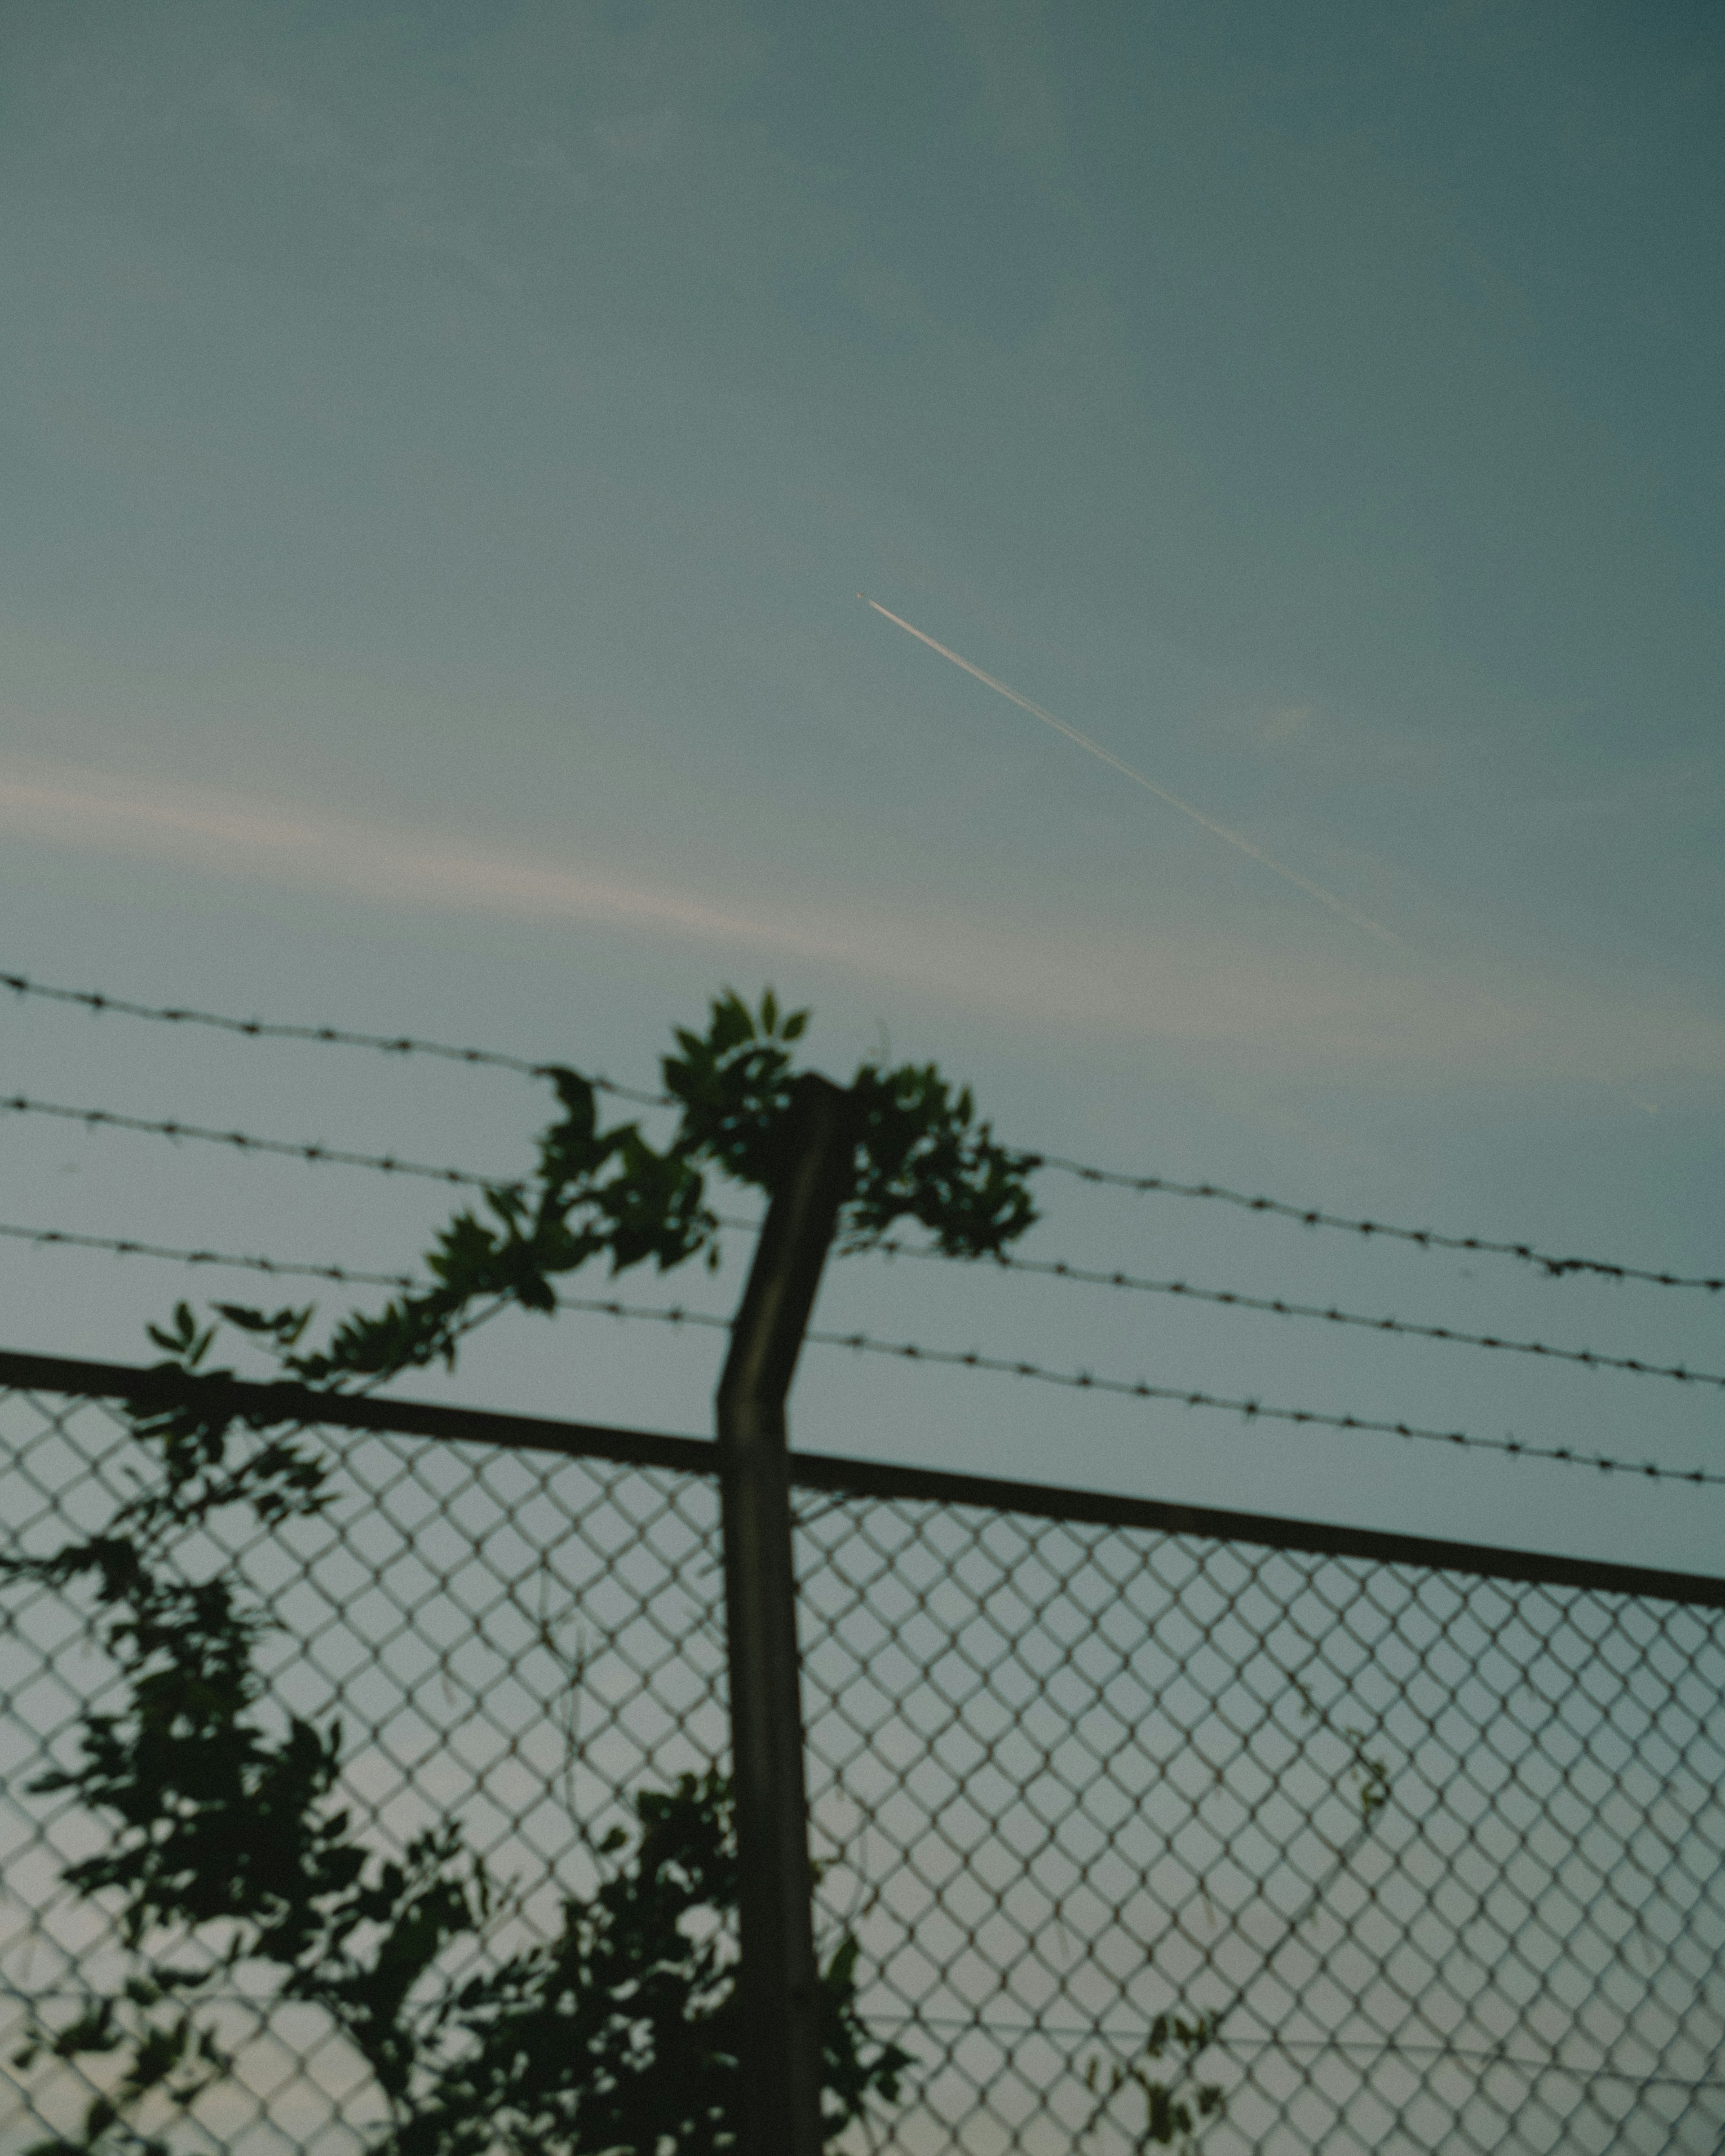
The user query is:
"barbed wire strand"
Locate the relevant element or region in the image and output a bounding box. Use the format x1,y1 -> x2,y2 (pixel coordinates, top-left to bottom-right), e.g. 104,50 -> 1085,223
0,1104 -> 1709,1389
1,1095 -> 524,1193
872,1241 -> 1725,1391
549,1292 -> 1724,1489
0,1222 -> 418,1290
2,1098 -> 767,1241
9,966 -> 1715,1292
0,1228 -> 525,1409
0,970 -> 667,1107
0,1217 -> 765,1285
2,1220 -> 1710,1484
1031,1154 -> 1724,1293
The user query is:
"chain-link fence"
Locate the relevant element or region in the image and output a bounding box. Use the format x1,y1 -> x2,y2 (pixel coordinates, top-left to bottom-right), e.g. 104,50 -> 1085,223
3,1358 -> 1723,2154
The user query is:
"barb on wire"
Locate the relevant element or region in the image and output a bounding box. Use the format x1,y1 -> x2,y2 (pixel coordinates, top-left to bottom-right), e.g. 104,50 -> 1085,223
0,1220 -> 417,1290
871,1241 -> 1725,1391
558,1294 -> 733,1333
0,1089 -> 765,1239
1,1094 -> 523,1193
12,966 -> 1713,1291
1031,1155 -> 1724,1292
4,1222 -> 1710,1485
16,965 -> 1712,1293
550,1294 -> 1723,1489
0,969 -> 668,1107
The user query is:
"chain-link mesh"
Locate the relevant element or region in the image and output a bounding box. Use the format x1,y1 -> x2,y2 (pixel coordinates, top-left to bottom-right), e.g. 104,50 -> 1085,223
0,1384 -> 729,2156
3,1374 -> 1723,2154
794,1489 -> 1725,2154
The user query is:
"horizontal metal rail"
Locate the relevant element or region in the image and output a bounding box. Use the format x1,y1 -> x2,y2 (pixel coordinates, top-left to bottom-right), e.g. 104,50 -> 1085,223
3,1344 -> 1720,1609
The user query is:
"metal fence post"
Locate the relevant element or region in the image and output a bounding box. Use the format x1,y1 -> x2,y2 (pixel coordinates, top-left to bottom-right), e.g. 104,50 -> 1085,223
717,1073 -> 857,2156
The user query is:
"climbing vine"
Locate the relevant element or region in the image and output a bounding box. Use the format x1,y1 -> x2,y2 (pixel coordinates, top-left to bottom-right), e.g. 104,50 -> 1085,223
4,990 -> 1005,2153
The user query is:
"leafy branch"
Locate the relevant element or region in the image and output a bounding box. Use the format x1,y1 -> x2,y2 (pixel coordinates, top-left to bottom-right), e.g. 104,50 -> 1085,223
4,990 -> 1007,2152
190,988 -> 1037,1392
2,1313 -> 907,2153
1082,2011 -> 1226,2156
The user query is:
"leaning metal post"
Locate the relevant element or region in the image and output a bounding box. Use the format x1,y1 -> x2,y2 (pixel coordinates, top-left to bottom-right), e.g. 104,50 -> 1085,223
717,1072 -> 857,2156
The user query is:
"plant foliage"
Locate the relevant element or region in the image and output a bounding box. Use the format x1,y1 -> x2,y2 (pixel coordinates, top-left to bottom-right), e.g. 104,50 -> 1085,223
13,993 -> 1369,2154
183,988 -> 1040,1391
1081,2012 -> 1226,2155
2,1323 -> 907,2154
3,991 -> 982,2152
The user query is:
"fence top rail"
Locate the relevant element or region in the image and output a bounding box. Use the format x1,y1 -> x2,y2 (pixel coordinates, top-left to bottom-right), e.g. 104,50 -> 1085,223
3,1344 -> 1721,1609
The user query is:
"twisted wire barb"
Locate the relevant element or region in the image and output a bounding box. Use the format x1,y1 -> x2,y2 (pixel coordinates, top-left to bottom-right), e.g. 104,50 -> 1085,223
1032,1155 -> 1724,1292
0,1220 -> 1710,1483
0,970 -> 667,1106
1,1095 -> 522,1193
871,1241 -> 1725,1391
0,1218 -> 761,1283
0,1222 -> 417,1290
10,966 -> 1716,1290
551,1294 -> 1724,1489
3,1097 -> 765,1237
3,1158 -> 1710,1394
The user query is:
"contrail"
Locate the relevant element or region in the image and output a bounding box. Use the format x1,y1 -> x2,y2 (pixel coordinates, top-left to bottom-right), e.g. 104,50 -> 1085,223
864,597 -> 1403,949
865,599 -> 1669,1112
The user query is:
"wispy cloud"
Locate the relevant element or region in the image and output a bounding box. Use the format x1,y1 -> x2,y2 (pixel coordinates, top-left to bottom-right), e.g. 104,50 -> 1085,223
0,764 -> 772,946
4,760 -> 1721,1094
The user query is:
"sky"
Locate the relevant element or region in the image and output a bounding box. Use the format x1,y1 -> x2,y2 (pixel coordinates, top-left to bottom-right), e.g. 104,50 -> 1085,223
1,0 -> 1722,1573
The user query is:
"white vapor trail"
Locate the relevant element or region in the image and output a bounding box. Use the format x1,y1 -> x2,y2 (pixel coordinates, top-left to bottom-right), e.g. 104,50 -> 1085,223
865,597 -> 1403,949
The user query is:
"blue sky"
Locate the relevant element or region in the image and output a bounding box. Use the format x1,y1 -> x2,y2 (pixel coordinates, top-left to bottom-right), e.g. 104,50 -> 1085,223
2,0 -> 1721,1571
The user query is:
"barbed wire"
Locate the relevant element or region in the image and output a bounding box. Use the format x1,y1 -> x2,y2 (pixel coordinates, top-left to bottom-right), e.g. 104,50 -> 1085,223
871,1241 -> 1725,1390
11,1206 -> 1706,1395
0,1215 -> 761,1289
1030,1154 -> 1724,1293
10,965 -> 1716,1293
0,1230 -> 571,1399
6,1074 -> 1714,1389
0,970 -> 668,1107
2,1216 -> 1712,1484
0,1222 -> 418,1290
1,1095 -> 524,1192
551,1293 -> 1724,1489
1,1095 -> 768,1240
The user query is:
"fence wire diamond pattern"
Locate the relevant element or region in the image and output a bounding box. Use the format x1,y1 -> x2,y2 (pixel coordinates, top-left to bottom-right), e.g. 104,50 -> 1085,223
2,1379 -> 1722,2155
